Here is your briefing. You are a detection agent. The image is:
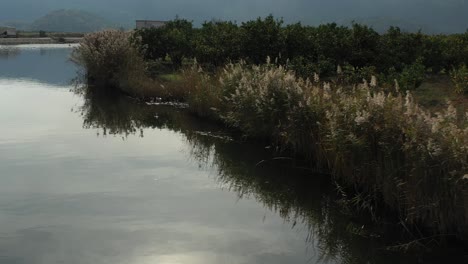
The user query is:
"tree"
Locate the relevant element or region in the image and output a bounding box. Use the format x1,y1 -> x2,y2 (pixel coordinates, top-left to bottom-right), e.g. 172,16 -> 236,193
162,18 -> 194,68
240,15 -> 285,64
377,27 -> 424,72
282,23 -> 315,61
133,17 -> 194,69
347,23 -> 380,68
312,23 -> 351,74
133,26 -> 166,61
194,20 -> 241,67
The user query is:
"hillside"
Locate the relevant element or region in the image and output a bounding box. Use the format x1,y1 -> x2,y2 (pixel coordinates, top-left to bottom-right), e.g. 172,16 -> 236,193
0,21 -> 30,31
29,9 -> 113,32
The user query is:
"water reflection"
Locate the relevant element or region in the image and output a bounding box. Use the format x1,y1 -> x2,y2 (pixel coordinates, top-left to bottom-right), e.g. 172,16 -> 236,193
74,83 -> 225,139
0,47 -> 20,59
0,44 -> 77,85
74,85 -> 468,264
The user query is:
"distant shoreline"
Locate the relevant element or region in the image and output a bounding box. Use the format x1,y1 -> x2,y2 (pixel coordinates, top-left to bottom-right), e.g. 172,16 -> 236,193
0,38 -> 82,45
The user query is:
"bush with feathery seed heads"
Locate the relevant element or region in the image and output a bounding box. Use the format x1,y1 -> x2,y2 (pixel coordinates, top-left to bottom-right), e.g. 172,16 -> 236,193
72,30 -> 149,94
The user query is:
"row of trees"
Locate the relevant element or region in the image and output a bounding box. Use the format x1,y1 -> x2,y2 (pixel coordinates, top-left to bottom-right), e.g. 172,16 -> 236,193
133,16 -> 468,82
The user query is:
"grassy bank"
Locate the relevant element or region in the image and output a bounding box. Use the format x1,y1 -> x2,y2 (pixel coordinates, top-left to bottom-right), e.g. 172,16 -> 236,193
72,30 -> 468,243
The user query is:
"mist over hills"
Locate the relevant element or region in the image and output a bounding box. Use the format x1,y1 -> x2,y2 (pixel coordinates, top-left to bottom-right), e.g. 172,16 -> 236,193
30,10 -> 114,32
1,0 -> 467,33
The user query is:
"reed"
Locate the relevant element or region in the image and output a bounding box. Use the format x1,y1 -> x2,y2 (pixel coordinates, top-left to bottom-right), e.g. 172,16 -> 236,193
71,30 -> 167,98
180,60 -> 468,239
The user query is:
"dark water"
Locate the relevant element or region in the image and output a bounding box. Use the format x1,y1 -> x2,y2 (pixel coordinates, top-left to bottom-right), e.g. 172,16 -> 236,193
0,45 -> 465,264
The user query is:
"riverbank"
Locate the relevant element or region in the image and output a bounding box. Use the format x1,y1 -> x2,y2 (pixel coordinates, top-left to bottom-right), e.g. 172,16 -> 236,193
75,84 -> 468,258
73,29 -> 468,245
0,37 -> 82,45
79,60 -> 468,242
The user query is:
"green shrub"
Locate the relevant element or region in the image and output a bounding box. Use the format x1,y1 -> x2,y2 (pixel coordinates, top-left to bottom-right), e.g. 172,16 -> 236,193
450,64 -> 468,94
377,27 -> 424,72
397,58 -> 426,90
133,18 -> 194,69
289,56 -> 315,79
340,64 -> 377,85
282,22 -> 315,62
347,23 -> 380,68
313,57 -> 337,77
129,16 -> 468,82
194,21 -> 242,68
240,15 -> 285,64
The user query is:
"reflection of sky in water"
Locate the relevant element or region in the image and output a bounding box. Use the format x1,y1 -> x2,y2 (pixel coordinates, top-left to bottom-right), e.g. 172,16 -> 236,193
0,80 -> 316,264
0,44 -> 78,86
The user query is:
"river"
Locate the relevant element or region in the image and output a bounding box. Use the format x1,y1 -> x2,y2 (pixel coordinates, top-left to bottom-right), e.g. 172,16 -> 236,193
0,44 -> 464,264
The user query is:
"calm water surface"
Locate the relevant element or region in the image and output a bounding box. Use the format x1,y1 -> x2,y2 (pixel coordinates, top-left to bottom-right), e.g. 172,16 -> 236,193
0,45 -> 463,264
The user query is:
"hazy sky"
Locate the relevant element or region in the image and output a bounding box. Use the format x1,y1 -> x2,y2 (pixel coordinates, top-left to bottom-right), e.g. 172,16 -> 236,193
2,0 -> 468,32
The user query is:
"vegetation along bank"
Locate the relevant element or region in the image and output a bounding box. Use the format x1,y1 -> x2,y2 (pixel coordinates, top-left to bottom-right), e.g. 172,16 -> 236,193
72,16 -> 468,246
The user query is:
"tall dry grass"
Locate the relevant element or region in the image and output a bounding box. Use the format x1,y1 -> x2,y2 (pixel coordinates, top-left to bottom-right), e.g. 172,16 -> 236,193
71,30 -> 167,98
180,60 -> 468,239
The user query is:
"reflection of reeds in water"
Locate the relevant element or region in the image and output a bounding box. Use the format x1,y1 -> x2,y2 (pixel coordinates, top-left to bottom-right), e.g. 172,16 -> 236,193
75,86 -> 466,263
183,129 -> 467,263
183,130 -> 466,263
74,87 -> 371,262
73,81 -> 221,138
0,47 -> 20,59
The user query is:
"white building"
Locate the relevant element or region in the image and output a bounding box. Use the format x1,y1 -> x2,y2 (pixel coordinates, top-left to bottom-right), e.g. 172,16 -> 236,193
0,27 -> 17,38
135,20 -> 167,30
